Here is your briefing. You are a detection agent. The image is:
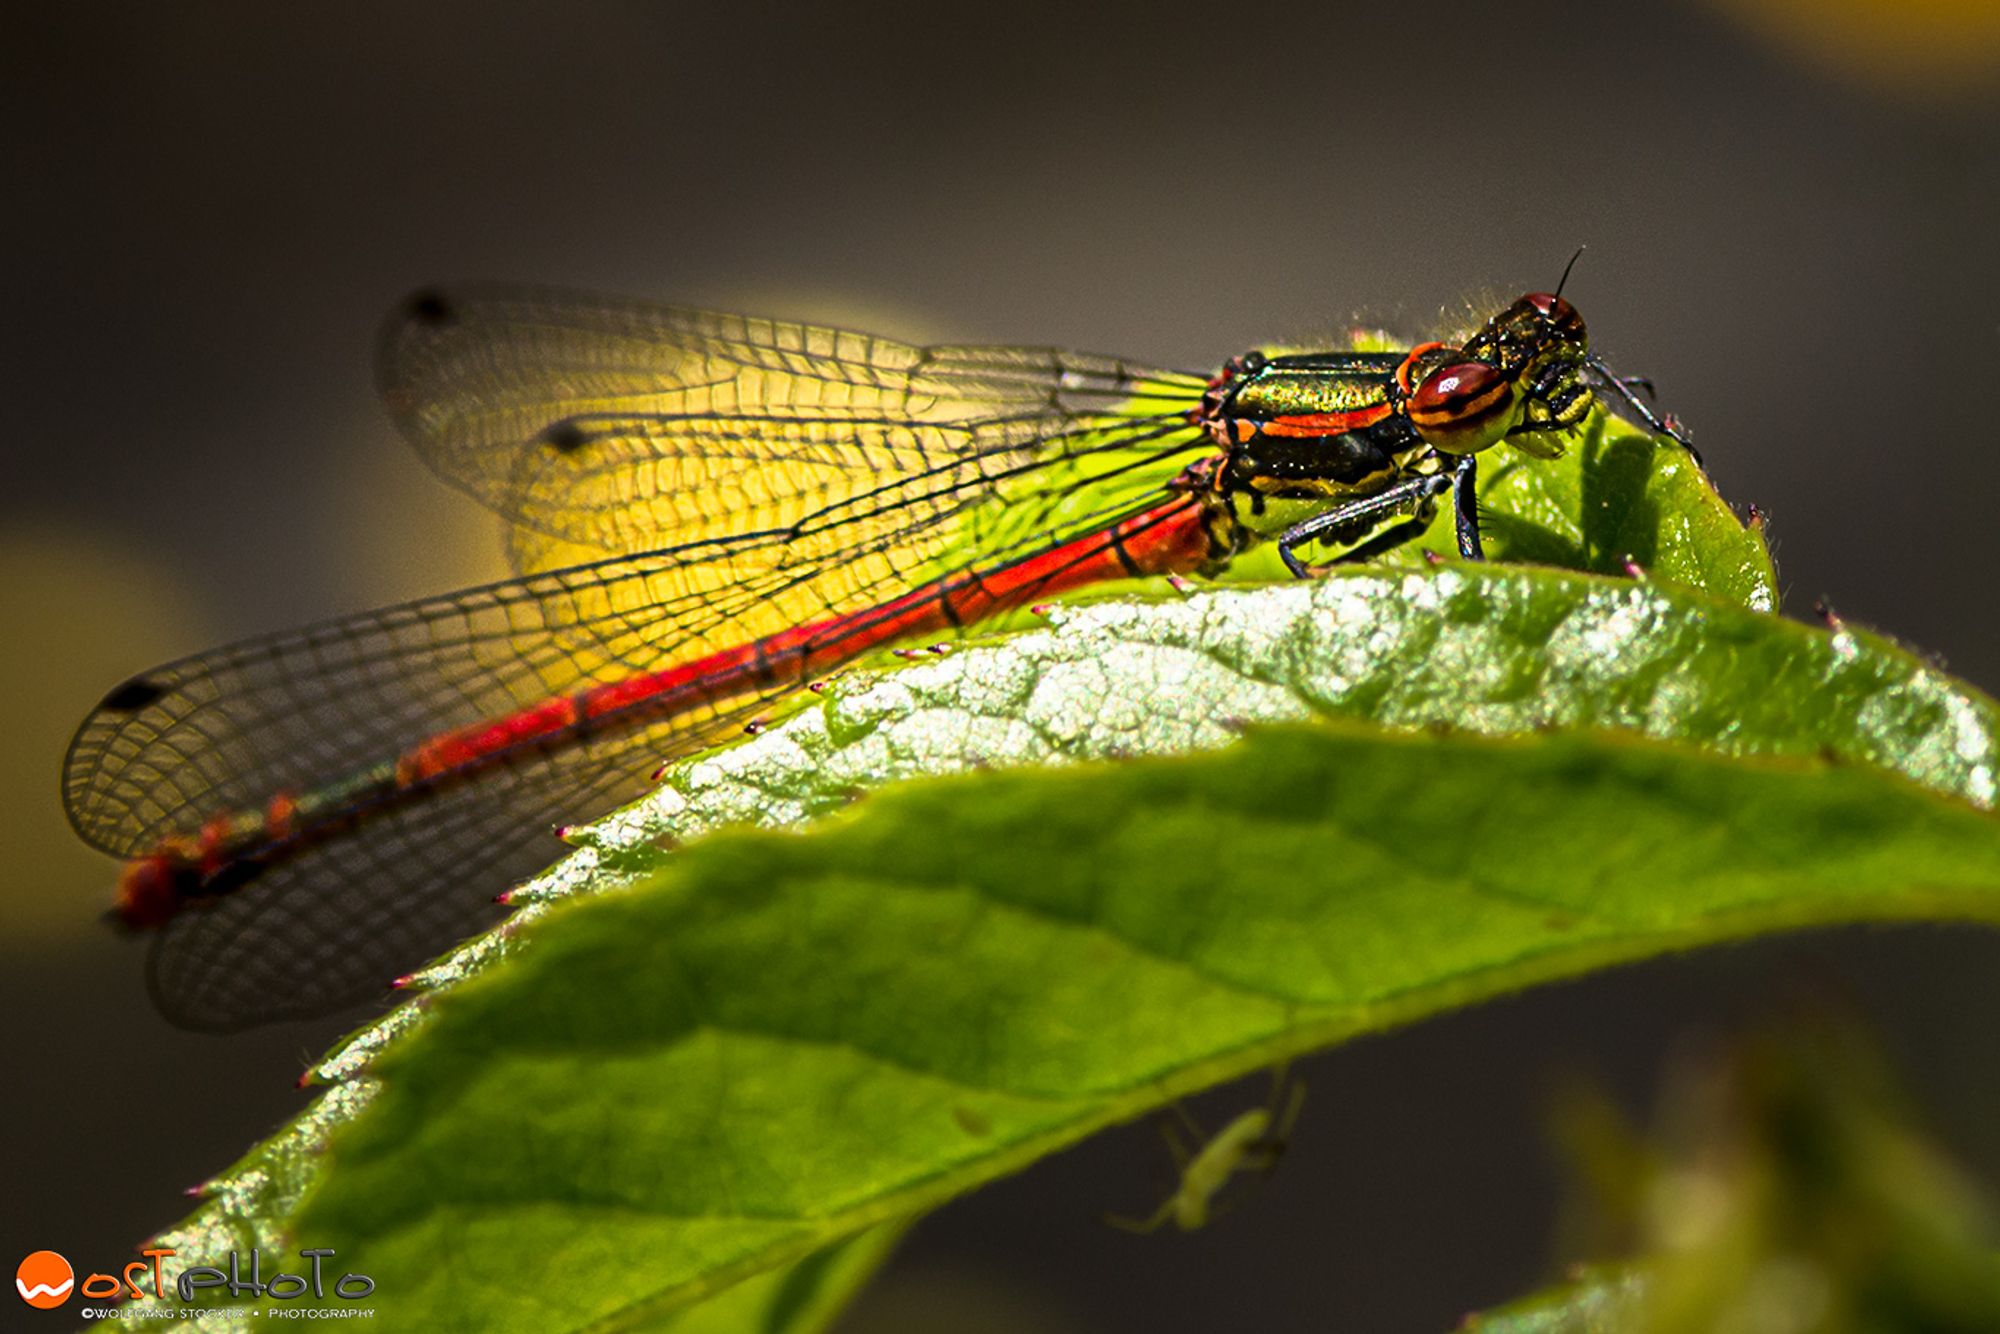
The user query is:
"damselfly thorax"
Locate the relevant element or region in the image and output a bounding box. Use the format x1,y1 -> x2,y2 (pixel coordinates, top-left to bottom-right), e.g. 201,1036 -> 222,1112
1182,290 -> 1668,574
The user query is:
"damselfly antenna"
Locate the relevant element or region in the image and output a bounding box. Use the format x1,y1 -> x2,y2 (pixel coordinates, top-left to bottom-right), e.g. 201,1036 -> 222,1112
1555,245 -> 1586,298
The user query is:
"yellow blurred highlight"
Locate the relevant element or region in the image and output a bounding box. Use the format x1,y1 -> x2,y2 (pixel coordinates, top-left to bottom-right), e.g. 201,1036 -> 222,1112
352,293 -> 1003,698
1708,0 -> 2000,100
0,522 -> 207,940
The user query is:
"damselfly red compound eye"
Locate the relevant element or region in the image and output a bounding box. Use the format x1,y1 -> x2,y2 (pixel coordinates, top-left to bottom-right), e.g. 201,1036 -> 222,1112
1407,360 -> 1516,455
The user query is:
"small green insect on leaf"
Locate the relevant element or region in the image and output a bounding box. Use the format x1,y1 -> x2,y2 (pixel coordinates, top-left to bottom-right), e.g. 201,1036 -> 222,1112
1106,1070 -> 1305,1233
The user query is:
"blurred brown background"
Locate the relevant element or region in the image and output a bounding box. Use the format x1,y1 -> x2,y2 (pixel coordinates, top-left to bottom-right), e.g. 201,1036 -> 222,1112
7,3 -> 2000,1329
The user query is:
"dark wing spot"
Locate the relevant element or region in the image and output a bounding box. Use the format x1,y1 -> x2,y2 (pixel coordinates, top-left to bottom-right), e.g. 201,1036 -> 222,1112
540,420 -> 590,454
405,289 -> 455,327
101,677 -> 169,712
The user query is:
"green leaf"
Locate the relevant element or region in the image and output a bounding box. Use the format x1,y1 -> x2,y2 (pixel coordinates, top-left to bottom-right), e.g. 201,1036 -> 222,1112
134,555 -> 1996,1330
1460,1267 -> 1653,1333
138,1083 -> 906,1334
648,1221 -> 909,1334
1474,414 -> 1773,609
293,720 -> 2000,1331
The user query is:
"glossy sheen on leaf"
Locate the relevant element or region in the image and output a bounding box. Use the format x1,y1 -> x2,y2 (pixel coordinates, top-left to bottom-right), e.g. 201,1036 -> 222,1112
290,721 -> 2000,1331
525,564 -> 1990,905
1460,1267 -> 1651,1333
141,559 -> 1996,1331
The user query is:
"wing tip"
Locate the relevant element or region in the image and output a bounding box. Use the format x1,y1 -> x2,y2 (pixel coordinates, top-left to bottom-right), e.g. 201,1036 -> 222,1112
376,285 -> 467,414
401,286 -> 458,329
98,675 -> 170,713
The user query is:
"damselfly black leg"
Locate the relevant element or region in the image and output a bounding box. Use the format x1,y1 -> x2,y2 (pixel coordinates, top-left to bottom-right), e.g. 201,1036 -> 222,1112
1327,515 -> 1434,566
1586,354 -> 1703,466
1451,452 -> 1483,561
1275,471 -> 1454,576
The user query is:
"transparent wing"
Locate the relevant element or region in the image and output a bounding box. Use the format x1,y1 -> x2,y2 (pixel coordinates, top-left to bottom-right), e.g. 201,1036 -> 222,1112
375,284 -> 1209,569
69,290 -> 1218,1027
82,483 -> 1200,1030
139,699 -> 759,1030
62,416 -> 1202,863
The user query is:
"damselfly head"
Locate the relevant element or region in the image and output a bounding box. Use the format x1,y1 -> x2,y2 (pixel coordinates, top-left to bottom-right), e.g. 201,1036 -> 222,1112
1404,291 -> 1595,457
1523,292 -> 1586,341
1464,292 -> 1591,369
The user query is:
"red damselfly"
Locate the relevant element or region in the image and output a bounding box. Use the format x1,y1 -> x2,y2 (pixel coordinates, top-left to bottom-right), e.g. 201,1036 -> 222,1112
63,283 -> 1688,1029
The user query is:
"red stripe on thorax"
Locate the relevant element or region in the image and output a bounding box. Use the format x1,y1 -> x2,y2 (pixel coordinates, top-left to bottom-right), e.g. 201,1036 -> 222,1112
1252,404 -> 1396,438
